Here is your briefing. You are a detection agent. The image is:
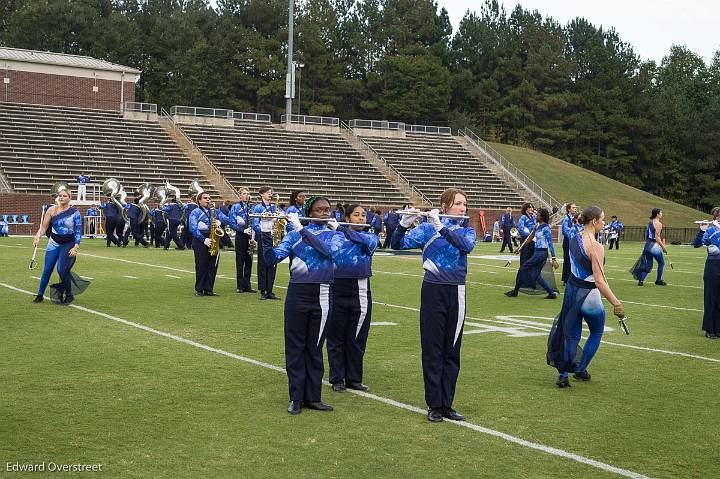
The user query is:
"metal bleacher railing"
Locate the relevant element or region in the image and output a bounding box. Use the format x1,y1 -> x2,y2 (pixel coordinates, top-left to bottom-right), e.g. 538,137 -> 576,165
124,101 -> 158,113
170,105 -> 233,119
459,127 -> 559,212
348,119 -> 406,131
341,120 -> 432,206
405,124 -> 451,135
233,111 -> 271,123
280,114 -> 339,127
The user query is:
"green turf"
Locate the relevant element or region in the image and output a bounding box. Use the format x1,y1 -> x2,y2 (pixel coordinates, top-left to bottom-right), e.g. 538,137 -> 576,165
489,142 -> 705,227
1,237 -> 717,478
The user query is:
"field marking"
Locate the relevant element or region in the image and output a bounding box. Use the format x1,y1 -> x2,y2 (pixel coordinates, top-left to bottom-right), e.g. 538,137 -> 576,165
370,322 -> 397,326
122,275 -> 139,280
0,281 -> 652,479
165,274 -> 181,279
81,276 -> 94,280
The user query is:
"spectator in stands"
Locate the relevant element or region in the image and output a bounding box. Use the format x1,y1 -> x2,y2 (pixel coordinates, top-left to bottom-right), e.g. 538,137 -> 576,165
163,198 -> 185,250
252,185 -> 280,300
76,173 -> 90,202
334,203 -> 344,222
552,204 -> 559,215
99,196 -> 122,247
86,204 -> 99,236
0,217 -> 8,237
286,191 -> 306,233
383,208 -> 399,249
218,200 -> 233,250
499,207 -> 516,253
607,216 -> 624,250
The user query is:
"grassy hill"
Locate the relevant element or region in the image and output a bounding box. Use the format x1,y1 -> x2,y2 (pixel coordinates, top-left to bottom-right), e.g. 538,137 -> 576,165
489,142 -> 703,227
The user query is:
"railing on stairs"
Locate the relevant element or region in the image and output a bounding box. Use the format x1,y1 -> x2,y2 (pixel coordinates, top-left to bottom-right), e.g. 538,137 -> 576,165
341,120 -> 431,206
459,128 -> 561,212
160,108 -> 239,200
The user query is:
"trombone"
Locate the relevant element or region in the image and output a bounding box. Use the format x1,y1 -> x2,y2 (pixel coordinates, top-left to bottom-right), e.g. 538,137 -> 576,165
395,209 -> 469,220
249,214 -> 370,228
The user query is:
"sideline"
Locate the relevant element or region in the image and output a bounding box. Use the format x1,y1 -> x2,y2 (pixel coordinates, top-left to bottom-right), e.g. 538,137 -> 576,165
1,281 -> 651,479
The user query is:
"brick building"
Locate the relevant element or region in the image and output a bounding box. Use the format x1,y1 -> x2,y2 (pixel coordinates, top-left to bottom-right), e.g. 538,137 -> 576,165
0,47 -> 140,111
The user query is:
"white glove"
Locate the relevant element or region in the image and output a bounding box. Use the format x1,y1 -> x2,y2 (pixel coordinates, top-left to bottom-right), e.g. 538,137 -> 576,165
428,209 -> 443,232
235,216 -> 246,227
260,218 -> 273,233
215,219 -> 222,227
243,227 -> 252,235
327,218 -> 339,230
701,224 -> 709,232
400,209 -> 420,228
203,238 -> 212,248
198,221 -> 208,231
287,213 -> 303,231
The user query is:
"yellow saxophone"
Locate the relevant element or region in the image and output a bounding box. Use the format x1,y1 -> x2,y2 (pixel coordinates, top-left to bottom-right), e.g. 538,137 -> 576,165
208,202 -> 224,257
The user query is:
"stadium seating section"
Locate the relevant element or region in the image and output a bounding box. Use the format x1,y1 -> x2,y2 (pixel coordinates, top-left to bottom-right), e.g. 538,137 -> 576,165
0,102 -> 219,198
358,132 -> 525,209
179,122 -> 410,207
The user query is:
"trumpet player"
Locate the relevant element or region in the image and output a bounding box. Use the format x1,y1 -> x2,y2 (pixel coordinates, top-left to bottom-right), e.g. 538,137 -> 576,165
229,187 -> 256,294
692,208 -> 720,339
252,186 -> 280,300
188,191 -> 231,297
259,196 -> 343,414
327,204 -> 379,394
391,188 -> 476,423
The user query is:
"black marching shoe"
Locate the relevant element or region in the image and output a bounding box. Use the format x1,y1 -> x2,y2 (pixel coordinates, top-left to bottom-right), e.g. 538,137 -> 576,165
573,370 -> 591,381
302,401 -> 333,411
705,331 -> 719,339
505,289 -> 519,297
637,281 -> 644,286
204,291 -> 219,296
245,288 -> 258,293
332,383 -> 347,393
556,375 -> 571,388
63,294 -> 74,305
287,400 -> 302,415
345,381 -> 369,392
427,408 -> 444,422
236,288 -> 244,293
655,280 -> 667,286
259,292 -> 268,300
545,292 -> 558,299
442,407 -> 465,421
194,291 -> 204,297
32,295 -> 43,303
266,292 -> 280,300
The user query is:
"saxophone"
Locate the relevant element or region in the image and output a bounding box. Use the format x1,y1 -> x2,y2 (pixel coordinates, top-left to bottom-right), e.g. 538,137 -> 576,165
271,193 -> 286,246
208,202 -> 225,257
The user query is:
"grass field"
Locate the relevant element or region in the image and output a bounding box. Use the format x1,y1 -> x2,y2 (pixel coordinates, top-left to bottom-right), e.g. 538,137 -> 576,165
489,142 -> 704,227
1,237 -> 717,478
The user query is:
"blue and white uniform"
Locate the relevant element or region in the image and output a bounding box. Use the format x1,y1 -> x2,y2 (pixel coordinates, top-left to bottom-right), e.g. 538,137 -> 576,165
327,226 -> 379,387
76,174 -> 89,201
229,201 -> 254,291
511,223 -> 557,295
252,201 -> 279,295
383,210 -> 399,249
262,222 -> 343,403
182,202 -> 198,249
285,204 -> 305,233
162,202 -> 184,249
547,233 -> 605,377
607,219 -> 624,250
392,217 -> 476,410
693,222 -> 720,335
518,213 -> 536,264
37,207 -> 83,302
631,220 -> 665,284
188,206 -> 231,294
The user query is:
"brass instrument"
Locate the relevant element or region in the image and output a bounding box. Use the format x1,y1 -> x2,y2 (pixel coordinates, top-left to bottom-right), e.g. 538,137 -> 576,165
50,181 -> 70,205
136,182 -> 155,223
189,179 -> 204,201
164,179 -> 182,204
510,227 -> 519,238
271,193 -> 286,246
224,225 -> 236,238
102,177 -> 129,221
208,202 -> 225,257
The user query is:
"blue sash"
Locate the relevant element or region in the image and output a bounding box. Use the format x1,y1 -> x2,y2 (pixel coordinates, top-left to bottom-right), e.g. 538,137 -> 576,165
48,207 -> 77,244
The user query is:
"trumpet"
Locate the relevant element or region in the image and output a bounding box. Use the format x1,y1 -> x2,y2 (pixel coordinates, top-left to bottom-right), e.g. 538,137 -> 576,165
395,209 -> 469,220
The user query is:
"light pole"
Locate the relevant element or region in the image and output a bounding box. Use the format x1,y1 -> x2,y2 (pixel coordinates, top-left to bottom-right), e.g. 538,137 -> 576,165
296,63 -> 304,116
285,0 -> 294,125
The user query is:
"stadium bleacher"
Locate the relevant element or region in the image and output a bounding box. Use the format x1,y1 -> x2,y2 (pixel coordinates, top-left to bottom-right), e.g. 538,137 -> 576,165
0,102 -> 219,198
178,121 -> 411,207
358,132 -> 526,209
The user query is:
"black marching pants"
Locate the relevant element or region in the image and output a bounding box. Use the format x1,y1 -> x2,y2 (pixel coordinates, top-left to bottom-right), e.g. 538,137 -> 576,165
327,278 -> 372,385
500,229 -> 513,253
383,227 -> 395,249
165,219 -> 184,249
153,222 -> 166,247
105,217 -> 120,246
257,246 -> 277,293
519,239 -> 535,265
703,259 -> 720,334
420,281 -> 466,409
234,232 -> 253,291
562,236 -> 571,284
608,237 -> 620,250
285,282 -> 332,402
130,221 -> 149,246
192,237 -> 218,293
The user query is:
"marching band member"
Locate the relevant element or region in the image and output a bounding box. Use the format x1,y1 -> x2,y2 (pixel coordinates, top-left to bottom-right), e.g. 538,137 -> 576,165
607,216 -> 624,250
383,208 -> 399,249
182,197 -> 198,249
124,198 -> 149,248
85,204 -> 99,236
99,195 -> 122,247
631,208 -> 667,286
162,198 -> 185,250
333,203 -> 344,222
218,200 -> 234,249
76,172 -> 89,202
327,204 -> 378,393
188,191 -> 231,297
229,187 -> 256,293
32,189 -> 86,305
561,203 -> 577,284
252,186 -> 280,300
692,207 -> 720,339
505,208 -> 559,299
150,204 -> 166,248
370,209 -> 383,238
517,203 -> 536,265
547,205 -> 624,387
285,190 -> 306,233
499,207 -> 516,253
259,196 -> 343,414
392,188 -> 476,423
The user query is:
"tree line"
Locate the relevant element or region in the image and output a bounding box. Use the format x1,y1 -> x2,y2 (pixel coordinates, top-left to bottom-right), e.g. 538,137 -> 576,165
1,0 -> 718,211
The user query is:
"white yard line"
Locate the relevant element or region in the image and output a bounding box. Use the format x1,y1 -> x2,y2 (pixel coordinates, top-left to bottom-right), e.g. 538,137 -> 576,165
165,274 -> 181,279
0,281 -> 652,479
122,275 -> 138,279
